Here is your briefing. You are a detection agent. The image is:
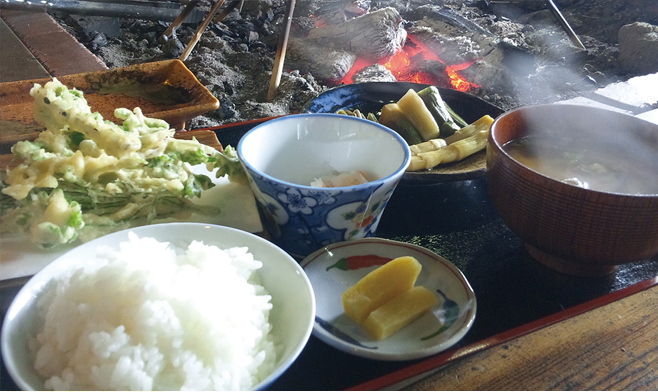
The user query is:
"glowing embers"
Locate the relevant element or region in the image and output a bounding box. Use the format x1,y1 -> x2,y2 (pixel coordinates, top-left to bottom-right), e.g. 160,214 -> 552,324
446,63 -> 477,92
339,36 -> 479,92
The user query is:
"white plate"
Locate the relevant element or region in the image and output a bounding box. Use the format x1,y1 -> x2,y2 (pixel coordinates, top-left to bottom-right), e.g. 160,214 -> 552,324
301,238 -> 476,361
0,165 -> 262,281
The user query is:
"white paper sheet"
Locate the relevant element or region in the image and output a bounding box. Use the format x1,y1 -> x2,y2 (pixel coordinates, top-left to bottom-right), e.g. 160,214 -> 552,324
0,166 -> 262,281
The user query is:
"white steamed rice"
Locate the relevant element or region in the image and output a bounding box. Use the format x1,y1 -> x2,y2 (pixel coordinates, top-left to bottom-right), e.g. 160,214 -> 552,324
30,232 -> 276,391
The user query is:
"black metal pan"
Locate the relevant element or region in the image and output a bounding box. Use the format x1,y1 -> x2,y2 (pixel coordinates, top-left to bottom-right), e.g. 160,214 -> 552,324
301,82 -> 503,185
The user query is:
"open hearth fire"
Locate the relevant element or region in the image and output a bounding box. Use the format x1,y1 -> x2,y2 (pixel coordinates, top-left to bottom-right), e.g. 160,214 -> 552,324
318,32 -> 480,92
287,5 -> 484,90
53,0 -> 658,128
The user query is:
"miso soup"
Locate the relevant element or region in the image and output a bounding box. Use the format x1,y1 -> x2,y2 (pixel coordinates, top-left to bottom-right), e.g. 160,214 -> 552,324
503,135 -> 658,195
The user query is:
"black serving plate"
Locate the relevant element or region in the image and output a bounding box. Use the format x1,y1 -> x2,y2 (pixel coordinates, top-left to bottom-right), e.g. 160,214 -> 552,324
301,82 -> 504,185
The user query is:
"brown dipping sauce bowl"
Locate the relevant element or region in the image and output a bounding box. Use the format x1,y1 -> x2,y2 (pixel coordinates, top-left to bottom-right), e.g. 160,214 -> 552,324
486,104 -> 658,276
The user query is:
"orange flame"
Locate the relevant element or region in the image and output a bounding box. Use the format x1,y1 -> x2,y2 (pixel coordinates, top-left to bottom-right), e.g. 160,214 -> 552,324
446,63 -> 476,92
338,36 -> 479,91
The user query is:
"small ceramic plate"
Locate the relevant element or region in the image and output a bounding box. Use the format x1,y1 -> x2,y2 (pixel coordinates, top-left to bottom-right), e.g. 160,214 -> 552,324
301,238 -> 476,361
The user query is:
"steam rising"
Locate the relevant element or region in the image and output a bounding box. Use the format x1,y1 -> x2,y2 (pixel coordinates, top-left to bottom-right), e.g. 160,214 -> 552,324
505,105 -> 658,195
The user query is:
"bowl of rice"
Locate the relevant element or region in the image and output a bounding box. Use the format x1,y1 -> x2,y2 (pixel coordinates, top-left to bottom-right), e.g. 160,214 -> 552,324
1,223 -> 315,391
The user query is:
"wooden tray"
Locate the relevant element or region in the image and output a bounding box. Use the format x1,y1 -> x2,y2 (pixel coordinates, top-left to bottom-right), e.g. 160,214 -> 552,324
0,59 -> 219,152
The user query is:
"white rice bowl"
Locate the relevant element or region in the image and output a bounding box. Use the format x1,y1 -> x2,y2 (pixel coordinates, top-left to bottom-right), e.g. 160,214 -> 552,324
2,223 -> 315,391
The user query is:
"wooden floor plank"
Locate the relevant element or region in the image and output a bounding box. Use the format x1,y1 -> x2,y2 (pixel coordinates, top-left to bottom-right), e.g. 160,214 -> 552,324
0,10 -> 107,77
405,284 -> 658,391
0,17 -> 50,82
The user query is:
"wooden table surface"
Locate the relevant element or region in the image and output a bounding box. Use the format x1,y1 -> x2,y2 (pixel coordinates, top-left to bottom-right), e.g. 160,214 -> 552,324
404,282 -> 658,390
3,10 -> 658,391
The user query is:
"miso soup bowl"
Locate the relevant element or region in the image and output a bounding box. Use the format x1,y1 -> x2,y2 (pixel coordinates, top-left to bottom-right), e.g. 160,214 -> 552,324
486,104 -> 658,276
238,113 -> 411,259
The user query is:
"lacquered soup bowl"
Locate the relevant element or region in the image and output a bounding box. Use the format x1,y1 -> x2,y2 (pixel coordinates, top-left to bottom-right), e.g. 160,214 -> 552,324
486,104 -> 658,276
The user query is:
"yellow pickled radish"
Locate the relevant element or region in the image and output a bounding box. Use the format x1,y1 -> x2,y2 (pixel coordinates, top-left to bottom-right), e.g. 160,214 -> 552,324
341,256 -> 422,324
362,286 -> 439,340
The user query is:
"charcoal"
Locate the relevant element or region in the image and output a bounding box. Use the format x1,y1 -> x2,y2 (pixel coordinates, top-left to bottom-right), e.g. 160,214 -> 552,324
65,15 -> 122,39
312,0 -> 370,26
408,25 -> 482,65
89,32 -> 108,52
218,100 -> 239,120
352,64 -> 396,83
286,37 -> 357,82
306,7 -> 407,61
163,34 -> 185,57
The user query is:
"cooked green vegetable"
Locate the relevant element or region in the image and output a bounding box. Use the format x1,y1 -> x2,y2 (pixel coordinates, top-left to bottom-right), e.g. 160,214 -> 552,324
332,88 -> 494,172
0,78 -> 244,248
417,86 -> 461,138
367,112 -> 379,123
445,102 -> 468,128
336,109 -> 379,123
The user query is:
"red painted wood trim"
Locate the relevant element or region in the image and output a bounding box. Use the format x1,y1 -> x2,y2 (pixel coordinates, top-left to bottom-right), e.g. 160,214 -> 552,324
349,276 -> 658,391
0,10 -> 107,76
191,115 -> 284,132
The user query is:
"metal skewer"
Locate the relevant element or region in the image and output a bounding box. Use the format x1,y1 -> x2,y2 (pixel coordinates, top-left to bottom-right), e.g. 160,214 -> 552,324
545,0 -> 585,50
487,0 -> 584,50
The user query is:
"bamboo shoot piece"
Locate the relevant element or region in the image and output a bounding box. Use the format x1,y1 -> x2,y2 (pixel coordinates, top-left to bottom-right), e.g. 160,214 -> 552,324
379,103 -> 423,145
407,116 -> 492,171
396,89 -> 440,141
409,138 -> 447,155
409,155 -> 430,171
444,115 -> 494,144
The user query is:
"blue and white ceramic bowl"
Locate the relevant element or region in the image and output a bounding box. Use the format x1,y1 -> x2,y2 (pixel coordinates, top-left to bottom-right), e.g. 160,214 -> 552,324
237,113 -> 411,258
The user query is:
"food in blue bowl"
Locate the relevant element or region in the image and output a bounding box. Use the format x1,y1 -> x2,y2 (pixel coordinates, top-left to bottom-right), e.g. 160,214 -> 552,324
237,113 -> 411,258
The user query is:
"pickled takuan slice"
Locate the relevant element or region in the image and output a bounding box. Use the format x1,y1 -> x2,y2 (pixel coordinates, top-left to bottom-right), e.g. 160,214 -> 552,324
362,286 -> 439,340
341,256 -> 422,324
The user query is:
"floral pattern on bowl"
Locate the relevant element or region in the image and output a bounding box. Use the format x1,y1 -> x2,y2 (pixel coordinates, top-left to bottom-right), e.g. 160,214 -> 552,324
246,168 -> 397,258
301,238 -> 477,361
237,113 -> 410,259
